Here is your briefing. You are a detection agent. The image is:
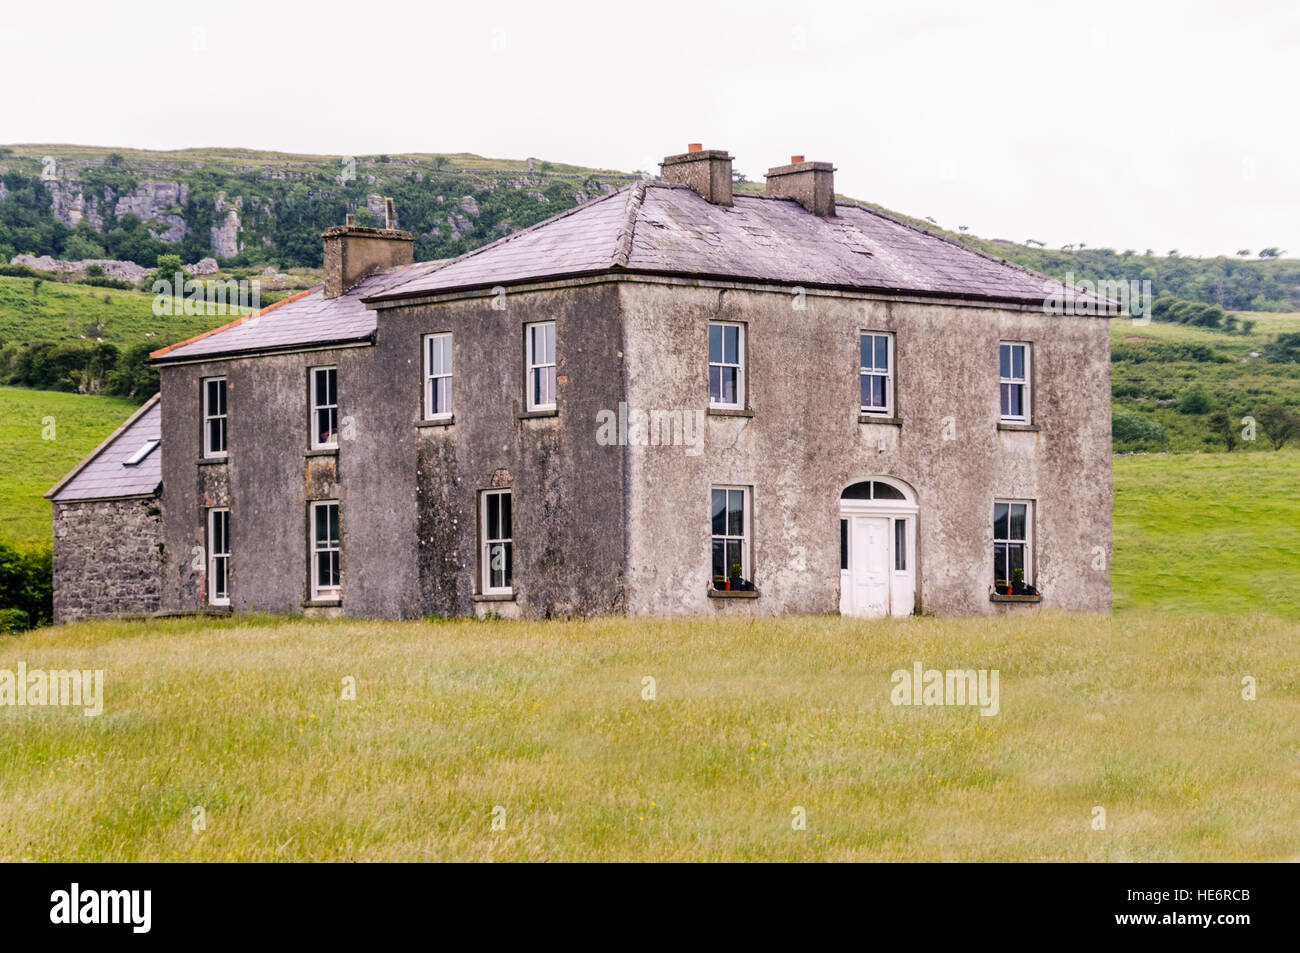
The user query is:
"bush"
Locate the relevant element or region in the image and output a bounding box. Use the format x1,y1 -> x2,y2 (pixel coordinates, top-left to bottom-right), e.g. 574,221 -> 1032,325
1263,332 -> 1300,364
1177,386 -> 1212,415
0,541 -> 52,631
1112,411 -> 1167,450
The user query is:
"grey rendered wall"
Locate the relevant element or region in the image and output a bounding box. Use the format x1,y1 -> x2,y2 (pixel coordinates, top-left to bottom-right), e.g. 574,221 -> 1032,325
618,281 -> 1112,616
367,282 -> 627,618
52,497 -> 163,622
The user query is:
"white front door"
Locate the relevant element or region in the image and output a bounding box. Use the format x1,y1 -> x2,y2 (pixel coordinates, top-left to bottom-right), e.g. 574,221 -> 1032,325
848,516 -> 891,618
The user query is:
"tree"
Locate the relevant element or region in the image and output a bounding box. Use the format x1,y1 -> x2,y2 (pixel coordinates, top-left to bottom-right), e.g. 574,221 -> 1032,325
1177,386 -> 1212,415
1207,410 -> 1238,452
1258,247 -> 1283,259
1256,404 -> 1299,449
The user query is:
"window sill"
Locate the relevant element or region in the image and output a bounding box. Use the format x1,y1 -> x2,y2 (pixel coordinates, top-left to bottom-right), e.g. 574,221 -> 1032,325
859,414 -> 902,426
302,598 -> 341,608
708,588 -> 761,599
989,593 -> 1042,604
997,422 -> 1040,432
518,409 -> 558,420
305,447 -> 338,457
473,593 -> 516,603
196,457 -> 228,466
416,416 -> 455,428
707,407 -> 753,418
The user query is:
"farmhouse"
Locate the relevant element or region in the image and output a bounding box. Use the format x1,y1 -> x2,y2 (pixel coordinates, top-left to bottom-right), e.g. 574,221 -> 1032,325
49,146 -> 1114,622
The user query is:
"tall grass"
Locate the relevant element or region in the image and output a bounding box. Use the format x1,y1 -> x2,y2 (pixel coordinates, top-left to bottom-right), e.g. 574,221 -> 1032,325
3,611 -> 1296,861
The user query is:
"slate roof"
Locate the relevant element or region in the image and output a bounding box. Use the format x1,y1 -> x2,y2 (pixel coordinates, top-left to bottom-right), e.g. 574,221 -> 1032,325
149,260 -> 445,364
368,182 -> 1110,309
47,394 -> 162,502
150,180 -> 1109,364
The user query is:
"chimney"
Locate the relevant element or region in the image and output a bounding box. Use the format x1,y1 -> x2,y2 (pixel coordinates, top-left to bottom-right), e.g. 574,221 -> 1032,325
659,145 -> 733,205
764,156 -> 836,217
321,198 -> 414,298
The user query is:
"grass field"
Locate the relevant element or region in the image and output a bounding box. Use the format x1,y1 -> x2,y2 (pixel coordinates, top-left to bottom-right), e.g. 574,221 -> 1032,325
1113,450 -> 1300,619
0,386 -> 139,545
2,610 -> 1296,862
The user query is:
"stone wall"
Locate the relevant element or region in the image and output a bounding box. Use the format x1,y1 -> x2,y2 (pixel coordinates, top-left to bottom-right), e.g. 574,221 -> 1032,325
52,496 -> 163,623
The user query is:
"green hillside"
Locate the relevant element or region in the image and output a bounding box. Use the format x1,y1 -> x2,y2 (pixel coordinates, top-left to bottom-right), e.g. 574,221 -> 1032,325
0,386 -> 139,545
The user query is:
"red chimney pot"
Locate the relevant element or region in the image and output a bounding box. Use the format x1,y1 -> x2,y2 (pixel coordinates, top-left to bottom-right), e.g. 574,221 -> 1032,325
688,143 -> 703,153
791,155 -> 805,164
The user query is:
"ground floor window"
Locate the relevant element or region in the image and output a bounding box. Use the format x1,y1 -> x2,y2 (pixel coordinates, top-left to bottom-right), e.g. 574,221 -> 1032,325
711,485 -> 750,586
481,489 -> 513,594
311,501 -> 340,600
208,507 -> 230,606
993,500 -> 1032,590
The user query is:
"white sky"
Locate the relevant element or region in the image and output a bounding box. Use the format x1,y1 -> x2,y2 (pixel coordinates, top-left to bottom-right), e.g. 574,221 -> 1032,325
5,0 -> 1298,257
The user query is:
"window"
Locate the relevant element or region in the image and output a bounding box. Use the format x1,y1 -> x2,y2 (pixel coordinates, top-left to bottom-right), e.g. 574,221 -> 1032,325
481,490 -> 513,594
708,322 -> 745,409
894,518 -> 907,572
860,332 -> 894,416
202,377 -> 227,458
711,486 -> 749,583
424,333 -> 453,419
993,500 -> 1032,588
526,322 -> 556,412
310,366 -> 339,449
999,342 -> 1031,422
840,518 -> 849,571
311,501 -> 340,600
208,507 -> 230,606
124,439 -> 159,466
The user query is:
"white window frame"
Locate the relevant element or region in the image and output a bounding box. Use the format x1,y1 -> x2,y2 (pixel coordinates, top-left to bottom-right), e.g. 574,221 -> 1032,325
710,485 -> 751,586
423,332 -> 454,420
202,376 -> 227,459
208,507 -> 231,607
310,366 -> 339,450
708,321 -> 746,410
993,499 -> 1033,589
860,331 -> 895,417
480,489 -> 513,595
310,500 -> 341,601
525,321 -> 557,412
999,341 -> 1031,423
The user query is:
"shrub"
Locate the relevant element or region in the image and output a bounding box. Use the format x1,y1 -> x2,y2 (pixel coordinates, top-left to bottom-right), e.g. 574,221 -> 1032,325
1177,386 -> 1212,415
0,541 -> 52,630
1112,411 -> 1167,450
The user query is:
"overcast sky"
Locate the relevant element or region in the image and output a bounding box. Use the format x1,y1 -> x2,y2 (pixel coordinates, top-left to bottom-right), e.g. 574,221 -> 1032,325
6,0 -> 1297,257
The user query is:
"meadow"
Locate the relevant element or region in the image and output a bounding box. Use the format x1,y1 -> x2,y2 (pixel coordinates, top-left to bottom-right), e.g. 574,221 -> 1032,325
0,386 -> 139,545
2,610 -> 1297,862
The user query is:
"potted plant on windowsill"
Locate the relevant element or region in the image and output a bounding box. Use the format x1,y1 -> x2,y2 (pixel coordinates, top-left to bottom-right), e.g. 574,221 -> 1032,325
714,574 -> 730,592
729,562 -> 744,592
1010,568 -> 1024,596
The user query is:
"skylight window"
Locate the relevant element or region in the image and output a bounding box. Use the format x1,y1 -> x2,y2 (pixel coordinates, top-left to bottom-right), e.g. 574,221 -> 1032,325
124,439 -> 159,466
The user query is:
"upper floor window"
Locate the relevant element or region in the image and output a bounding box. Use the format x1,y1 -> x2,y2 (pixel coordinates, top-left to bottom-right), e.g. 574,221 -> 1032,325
208,507 -> 230,607
526,321 -> 556,412
202,376 -> 227,458
311,500 -> 341,601
481,489 -> 513,595
999,342 -> 1031,423
860,332 -> 894,416
424,332 -> 453,420
993,500 -> 1032,590
708,322 -> 745,409
310,366 -> 339,449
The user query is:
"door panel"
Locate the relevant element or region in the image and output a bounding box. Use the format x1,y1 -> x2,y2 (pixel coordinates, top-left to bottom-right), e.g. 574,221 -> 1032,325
850,516 -> 890,618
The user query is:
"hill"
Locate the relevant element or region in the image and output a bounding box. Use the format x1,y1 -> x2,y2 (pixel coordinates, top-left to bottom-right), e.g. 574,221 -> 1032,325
2,144 -> 1297,312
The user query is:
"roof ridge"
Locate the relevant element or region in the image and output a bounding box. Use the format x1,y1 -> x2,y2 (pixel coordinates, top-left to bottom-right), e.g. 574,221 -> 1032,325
45,392 -> 160,500
612,180 -> 649,268
366,185 -> 635,303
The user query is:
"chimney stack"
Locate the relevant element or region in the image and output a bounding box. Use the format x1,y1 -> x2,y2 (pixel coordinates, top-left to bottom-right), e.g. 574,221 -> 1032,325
764,156 -> 836,217
659,145 -> 733,206
322,198 -> 413,298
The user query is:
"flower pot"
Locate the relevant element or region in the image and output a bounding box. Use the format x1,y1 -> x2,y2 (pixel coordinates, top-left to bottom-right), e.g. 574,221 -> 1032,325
1006,585 -> 1013,595
723,579 -> 731,591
